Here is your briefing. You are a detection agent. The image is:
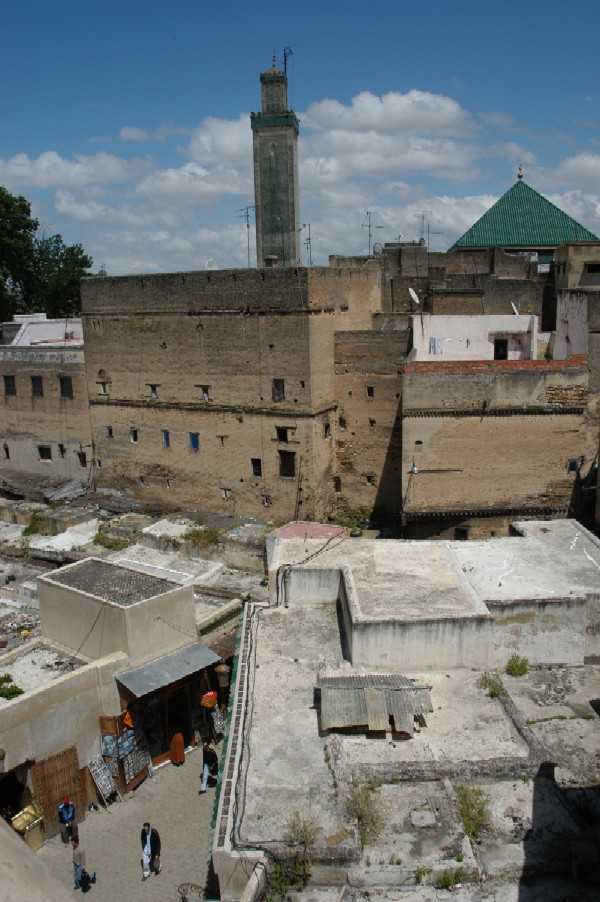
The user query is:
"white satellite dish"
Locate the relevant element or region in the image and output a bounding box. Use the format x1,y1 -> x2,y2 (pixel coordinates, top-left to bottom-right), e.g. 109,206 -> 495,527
205,259 -> 217,271
409,287 -> 420,306
511,301 -> 519,315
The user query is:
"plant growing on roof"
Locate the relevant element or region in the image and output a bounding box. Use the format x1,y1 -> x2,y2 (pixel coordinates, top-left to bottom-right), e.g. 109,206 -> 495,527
505,654 -> 529,677
344,780 -> 383,847
456,785 -> 490,842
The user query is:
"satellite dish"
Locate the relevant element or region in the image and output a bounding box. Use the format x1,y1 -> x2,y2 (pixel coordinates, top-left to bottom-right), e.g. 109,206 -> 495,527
511,301 -> 519,315
205,259 -> 217,271
373,243 -> 383,256
409,287 -> 421,306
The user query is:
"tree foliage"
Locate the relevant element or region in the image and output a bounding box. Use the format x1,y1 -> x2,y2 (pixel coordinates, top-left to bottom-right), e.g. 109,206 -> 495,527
0,186 -> 92,321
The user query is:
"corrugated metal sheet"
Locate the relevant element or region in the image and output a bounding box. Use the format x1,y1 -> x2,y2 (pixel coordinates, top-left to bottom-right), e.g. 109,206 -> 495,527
116,642 -> 221,697
319,676 -> 432,734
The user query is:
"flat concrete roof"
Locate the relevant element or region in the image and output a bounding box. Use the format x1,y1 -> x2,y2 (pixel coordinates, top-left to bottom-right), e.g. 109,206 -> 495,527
450,519 -> 600,603
272,537 -> 488,621
42,558 -> 179,606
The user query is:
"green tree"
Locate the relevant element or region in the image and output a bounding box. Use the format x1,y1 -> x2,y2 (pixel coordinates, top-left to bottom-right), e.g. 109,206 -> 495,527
29,233 -> 93,317
0,186 -> 92,320
0,186 -> 38,320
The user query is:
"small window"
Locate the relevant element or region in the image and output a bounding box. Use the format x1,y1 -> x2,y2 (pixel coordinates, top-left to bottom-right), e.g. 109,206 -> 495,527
148,384 -> 159,400
59,376 -> 73,399
493,339 -> 508,361
276,427 -> 289,443
454,527 -> 469,541
251,458 -> 262,477
189,432 -> 200,452
200,385 -> 211,402
31,376 -> 44,397
38,445 -> 52,461
3,443 -> 9,460
58,443 -> 66,457
369,418 -> 376,428
163,430 -> 170,449
221,488 -> 231,500
130,428 -> 139,443
97,382 -> 109,395
334,475 -> 341,493
585,263 -> 600,274
366,386 -> 374,399
77,451 -> 87,468
3,375 -> 16,397
262,493 -> 272,506
324,422 -> 331,438
272,379 -> 285,402
107,426 -> 114,439
339,417 -> 347,430
278,450 -> 296,478
567,459 -> 578,474
366,474 -> 376,485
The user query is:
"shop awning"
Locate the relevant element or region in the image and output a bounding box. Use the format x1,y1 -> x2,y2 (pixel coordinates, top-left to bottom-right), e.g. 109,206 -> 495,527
116,643 -> 222,697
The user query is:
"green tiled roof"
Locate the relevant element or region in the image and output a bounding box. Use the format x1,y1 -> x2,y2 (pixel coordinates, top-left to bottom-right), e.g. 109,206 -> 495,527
449,179 -> 598,251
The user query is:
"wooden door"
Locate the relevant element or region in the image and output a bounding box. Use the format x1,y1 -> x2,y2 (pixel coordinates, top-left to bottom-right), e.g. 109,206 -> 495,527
31,747 -> 85,838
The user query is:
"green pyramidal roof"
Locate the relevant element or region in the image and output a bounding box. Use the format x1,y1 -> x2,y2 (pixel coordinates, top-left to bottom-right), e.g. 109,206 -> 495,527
449,179 -> 598,251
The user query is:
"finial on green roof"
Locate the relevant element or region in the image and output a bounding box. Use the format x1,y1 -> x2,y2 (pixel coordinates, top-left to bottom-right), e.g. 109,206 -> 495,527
517,165 -> 523,179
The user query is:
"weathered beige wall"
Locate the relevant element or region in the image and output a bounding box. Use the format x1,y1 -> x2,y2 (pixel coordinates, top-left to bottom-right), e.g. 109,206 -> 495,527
0,348 -> 93,481
0,652 -> 126,772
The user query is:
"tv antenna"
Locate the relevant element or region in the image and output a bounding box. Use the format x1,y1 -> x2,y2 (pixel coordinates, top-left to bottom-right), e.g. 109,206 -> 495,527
283,47 -> 292,75
300,223 -> 312,266
418,210 -> 444,249
238,205 -> 255,268
362,211 -> 385,257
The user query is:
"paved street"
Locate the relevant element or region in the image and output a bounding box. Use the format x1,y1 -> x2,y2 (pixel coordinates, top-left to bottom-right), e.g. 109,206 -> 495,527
38,745 -> 218,901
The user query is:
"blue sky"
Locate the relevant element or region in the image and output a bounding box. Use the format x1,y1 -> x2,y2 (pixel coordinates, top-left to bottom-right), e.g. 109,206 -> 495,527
2,0 -> 599,273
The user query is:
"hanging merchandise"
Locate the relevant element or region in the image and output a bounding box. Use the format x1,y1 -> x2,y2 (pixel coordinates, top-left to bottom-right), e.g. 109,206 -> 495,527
201,691 -> 218,709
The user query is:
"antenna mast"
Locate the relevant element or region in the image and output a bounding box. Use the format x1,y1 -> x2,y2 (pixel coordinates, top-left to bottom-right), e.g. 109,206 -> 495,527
283,47 -> 292,75
238,205 -> 255,269
362,211 -> 385,257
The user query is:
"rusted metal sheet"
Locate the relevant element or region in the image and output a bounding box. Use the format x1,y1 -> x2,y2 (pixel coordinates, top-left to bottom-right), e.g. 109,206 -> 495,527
364,688 -> 389,732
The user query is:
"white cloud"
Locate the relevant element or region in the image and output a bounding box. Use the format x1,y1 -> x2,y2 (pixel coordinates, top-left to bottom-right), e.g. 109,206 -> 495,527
136,162 -> 251,204
188,115 -> 252,165
0,151 -> 147,190
303,90 -> 475,136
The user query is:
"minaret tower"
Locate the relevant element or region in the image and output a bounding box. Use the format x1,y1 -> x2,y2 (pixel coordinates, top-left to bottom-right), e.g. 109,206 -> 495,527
251,53 -> 300,267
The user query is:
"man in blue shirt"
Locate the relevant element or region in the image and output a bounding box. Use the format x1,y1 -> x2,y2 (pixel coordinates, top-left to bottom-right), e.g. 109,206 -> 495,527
58,795 -> 75,844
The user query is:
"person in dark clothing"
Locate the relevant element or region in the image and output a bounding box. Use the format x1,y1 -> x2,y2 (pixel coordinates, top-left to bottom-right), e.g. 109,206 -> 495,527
58,795 -> 75,844
200,742 -> 219,793
140,822 -> 162,880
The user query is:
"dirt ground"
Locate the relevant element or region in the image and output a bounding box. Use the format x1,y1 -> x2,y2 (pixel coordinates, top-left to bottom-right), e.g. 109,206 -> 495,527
37,744 -> 218,901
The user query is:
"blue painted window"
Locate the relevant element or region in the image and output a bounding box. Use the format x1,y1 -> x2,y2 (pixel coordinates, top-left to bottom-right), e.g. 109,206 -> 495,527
189,432 -> 200,452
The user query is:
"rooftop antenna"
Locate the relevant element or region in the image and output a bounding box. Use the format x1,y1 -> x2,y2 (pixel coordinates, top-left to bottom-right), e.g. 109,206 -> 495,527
362,211 -> 385,257
238,205 -> 255,269
301,223 -> 312,266
283,47 -> 292,75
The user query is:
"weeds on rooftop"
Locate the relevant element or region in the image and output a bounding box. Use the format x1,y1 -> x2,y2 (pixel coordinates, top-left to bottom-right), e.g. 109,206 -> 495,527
331,506 -> 372,531
183,526 -> 223,548
0,674 -> 24,700
456,785 -> 490,842
22,511 -> 46,536
345,780 -> 383,847
415,865 -> 428,884
505,653 -> 530,677
479,672 -> 502,698
434,868 -> 463,890
93,532 -> 131,551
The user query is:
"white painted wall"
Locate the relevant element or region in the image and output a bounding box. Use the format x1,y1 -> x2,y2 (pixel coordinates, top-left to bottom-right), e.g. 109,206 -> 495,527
411,314 -> 538,361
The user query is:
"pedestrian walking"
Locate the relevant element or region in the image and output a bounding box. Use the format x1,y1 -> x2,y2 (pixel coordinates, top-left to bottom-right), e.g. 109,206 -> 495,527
200,742 -> 219,793
71,836 -> 96,891
140,821 -> 162,880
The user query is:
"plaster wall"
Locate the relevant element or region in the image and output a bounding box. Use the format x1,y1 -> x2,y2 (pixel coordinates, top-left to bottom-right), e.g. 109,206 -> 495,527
281,567 -> 342,605
349,615 -> 493,670
488,597 -> 587,665
410,314 -> 537,361
38,576 -> 194,667
555,242 -> 600,290
0,652 -> 126,772
554,291 -> 589,358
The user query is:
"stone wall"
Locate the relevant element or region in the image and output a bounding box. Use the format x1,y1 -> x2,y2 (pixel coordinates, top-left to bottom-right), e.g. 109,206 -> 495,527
0,348 -> 93,482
